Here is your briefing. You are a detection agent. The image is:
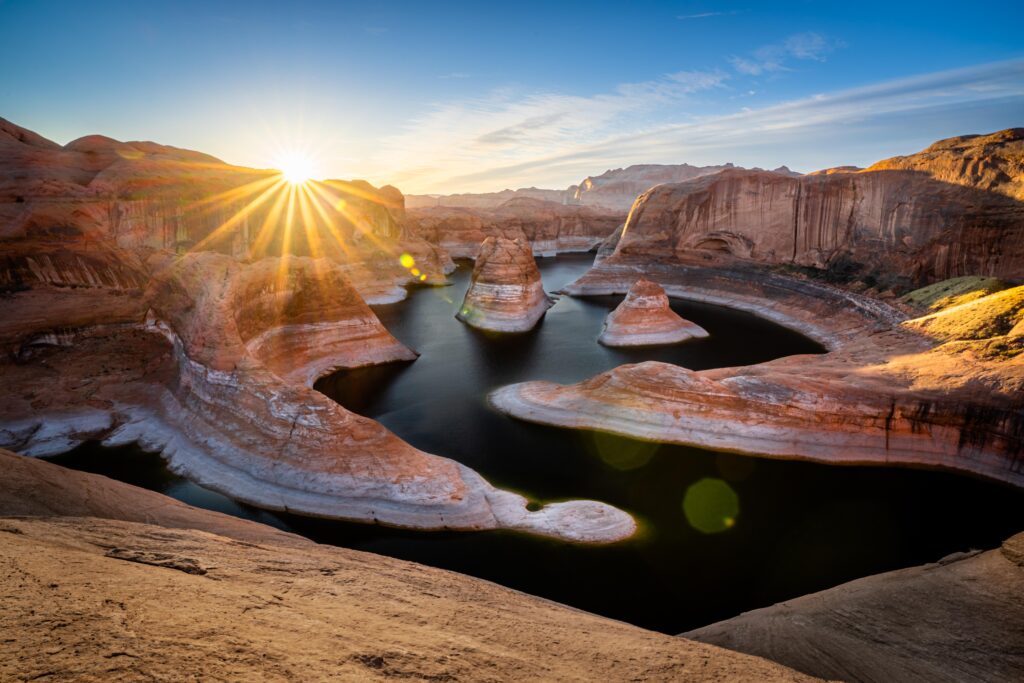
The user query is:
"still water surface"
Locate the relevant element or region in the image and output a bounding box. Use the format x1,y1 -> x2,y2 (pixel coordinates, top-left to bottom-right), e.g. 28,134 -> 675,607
51,254 -> 1024,633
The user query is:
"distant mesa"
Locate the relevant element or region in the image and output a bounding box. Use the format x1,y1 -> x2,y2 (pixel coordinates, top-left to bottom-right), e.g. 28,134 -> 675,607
599,279 -> 709,347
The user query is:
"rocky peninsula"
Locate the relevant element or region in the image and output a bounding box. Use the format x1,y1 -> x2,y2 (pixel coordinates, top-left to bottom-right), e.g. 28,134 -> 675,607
492,130 -> 1024,488
598,278 -> 709,346
0,117 -> 634,543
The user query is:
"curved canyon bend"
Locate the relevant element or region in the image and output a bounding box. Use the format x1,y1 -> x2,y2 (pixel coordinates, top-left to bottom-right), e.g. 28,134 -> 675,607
50,254 -> 1024,634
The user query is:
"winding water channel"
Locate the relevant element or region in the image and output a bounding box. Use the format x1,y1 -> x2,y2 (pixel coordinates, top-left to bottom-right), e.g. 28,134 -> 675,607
50,254 -> 1024,633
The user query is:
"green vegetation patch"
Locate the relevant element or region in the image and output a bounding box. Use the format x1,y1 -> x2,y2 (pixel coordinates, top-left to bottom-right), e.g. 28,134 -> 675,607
901,276 -> 1010,313
904,285 -> 1024,342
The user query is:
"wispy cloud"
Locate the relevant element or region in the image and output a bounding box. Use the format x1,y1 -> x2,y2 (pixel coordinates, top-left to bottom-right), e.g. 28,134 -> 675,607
677,12 -> 727,20
729,32 -> 842,75
375,69 -> 727,189
438,72 -> 471,80
373,59 -> 1024,193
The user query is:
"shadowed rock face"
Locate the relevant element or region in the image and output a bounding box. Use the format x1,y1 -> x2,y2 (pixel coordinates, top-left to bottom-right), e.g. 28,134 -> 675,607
684,531 -> 1024,683
0,118 -> 634,543
0,450 -> 817,682
599,278 -> 709,347
407,197 -> 624,258
615,129 -> 1024,288
456,236 -> 553,332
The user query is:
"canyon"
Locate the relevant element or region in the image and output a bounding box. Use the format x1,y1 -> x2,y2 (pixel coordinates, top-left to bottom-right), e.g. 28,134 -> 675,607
494,129 -> 1024,490
0,117 -> 634,543
2,115 -> 1024,682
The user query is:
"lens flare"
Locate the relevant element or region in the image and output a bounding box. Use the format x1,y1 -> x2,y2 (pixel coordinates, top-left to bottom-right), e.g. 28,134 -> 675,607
682,478 -> 740,534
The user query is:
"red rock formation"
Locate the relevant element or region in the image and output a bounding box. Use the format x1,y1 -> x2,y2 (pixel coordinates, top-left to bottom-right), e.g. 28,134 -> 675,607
868,128 -> 1024,200
408,197 -> 624,258
614,130 -> 1024,287
457,236 -> 553,332
599,278 -> 708,347
0,118 -> 633,542
406,187 -> 568,209
0,464 -> 816,682
491,256 -> 1024,488
572,162 -> 793,210
0,116 -> 453,301
685,531 -> 1024,682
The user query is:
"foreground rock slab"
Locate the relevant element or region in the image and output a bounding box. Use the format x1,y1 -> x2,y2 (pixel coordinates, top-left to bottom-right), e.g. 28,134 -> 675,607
456,236 -> 553,332
685,532 -> 1024,682
0,453 -> 817,682
599,278 -> 709,347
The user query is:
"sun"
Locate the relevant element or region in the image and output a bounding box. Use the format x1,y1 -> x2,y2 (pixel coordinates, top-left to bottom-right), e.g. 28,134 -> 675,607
275,152 -> 316,185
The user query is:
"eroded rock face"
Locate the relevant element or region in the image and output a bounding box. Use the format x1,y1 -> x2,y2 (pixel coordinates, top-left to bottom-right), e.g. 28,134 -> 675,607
614,130 -> 1024,287
0,118 -> 634,543
684,531 -> 1024,682
408,197 -> 624,258
599,279 -> 708,347
457,236 -> 553,332
491,257 -> 1024,488
0,455 -> 816,682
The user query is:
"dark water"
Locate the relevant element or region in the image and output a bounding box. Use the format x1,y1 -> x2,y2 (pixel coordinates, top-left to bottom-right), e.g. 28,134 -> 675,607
49,254 -> 1024,634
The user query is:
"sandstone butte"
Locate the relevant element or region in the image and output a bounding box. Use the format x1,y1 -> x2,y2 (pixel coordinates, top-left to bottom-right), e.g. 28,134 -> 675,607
0,449 -> 819,682
491,129 -> 1024,490
0,116 -> 635,543
599,278 -> 709,347
456,235 -> 554,332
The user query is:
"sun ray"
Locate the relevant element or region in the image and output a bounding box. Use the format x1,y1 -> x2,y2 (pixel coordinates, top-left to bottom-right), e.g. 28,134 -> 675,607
187,178 -> 288,254
248,181 -> 292,259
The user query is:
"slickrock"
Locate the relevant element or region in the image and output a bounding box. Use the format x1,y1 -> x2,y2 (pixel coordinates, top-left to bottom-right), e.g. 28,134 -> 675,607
614,129 -> 1024,286
456,236 -> 553,332
492,256 -> 1024,488
684,531 -> 1024,682
0,452 -> 817,682
599,278 -> 709,347
408,197 -> 624,258
0,117 -> 634,542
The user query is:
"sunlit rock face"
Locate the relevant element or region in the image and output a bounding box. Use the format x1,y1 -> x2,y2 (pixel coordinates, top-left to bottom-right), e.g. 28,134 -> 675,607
0,116 -> 453,301
493,256 -> 1024,488
0,117 -> 634,543
457,236 -> 553,332
408,197 -> 624,258
613,130 -> 1024,288
599,279 -> 709,347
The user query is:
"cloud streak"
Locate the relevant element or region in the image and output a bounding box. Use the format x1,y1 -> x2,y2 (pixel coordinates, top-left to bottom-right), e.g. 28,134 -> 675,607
374,59 -> 1024,193
729,32 -> 841,75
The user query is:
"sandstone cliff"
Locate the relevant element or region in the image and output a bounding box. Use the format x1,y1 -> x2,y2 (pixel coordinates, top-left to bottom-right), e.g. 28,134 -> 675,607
613,129 -> 1024,288
457,236 -> 553,332
407,197 -> 624,258
0,118 -> 633,542
598,278 -> 709,347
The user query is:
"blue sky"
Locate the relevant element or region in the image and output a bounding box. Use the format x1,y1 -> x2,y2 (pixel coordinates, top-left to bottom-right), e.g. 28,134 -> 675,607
1,0 -> 1022,192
